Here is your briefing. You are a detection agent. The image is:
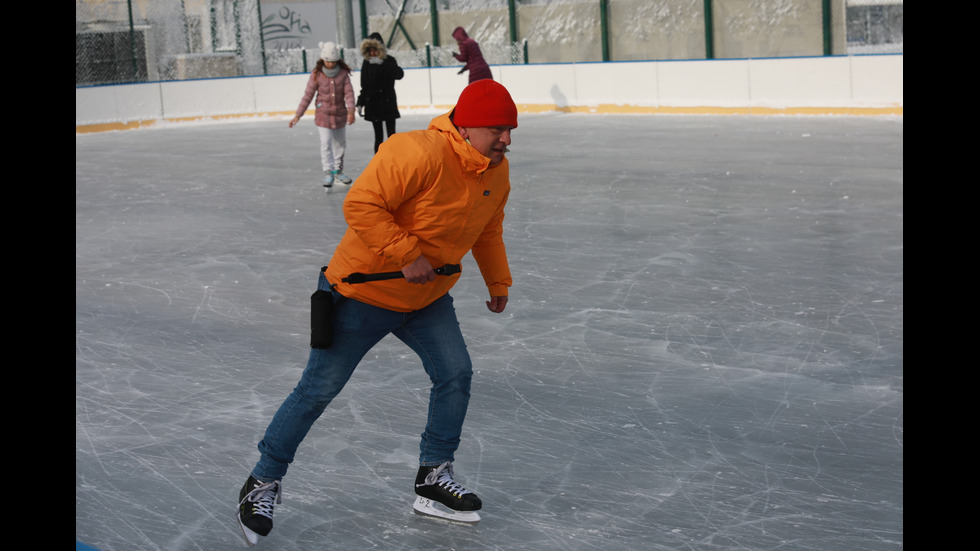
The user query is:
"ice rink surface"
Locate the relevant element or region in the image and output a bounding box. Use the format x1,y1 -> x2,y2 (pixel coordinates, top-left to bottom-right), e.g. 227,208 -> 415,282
76,112 -> 903,551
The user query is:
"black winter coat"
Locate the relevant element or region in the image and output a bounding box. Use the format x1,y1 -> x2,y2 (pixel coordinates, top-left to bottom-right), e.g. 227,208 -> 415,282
357,55 -> 404,122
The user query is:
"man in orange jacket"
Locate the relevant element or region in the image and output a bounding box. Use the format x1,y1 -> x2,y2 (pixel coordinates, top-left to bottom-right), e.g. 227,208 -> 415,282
237,80 -> 518,544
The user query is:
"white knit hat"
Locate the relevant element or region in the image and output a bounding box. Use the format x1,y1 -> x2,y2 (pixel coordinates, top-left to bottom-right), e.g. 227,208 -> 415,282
319,41 -> 340,62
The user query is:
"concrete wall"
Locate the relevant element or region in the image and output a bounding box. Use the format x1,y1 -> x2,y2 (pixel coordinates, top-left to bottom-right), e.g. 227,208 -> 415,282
75,54 -> 903,132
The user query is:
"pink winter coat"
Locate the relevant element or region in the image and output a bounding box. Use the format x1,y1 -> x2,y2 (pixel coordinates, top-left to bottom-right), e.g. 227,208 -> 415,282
294,68 -> 355,129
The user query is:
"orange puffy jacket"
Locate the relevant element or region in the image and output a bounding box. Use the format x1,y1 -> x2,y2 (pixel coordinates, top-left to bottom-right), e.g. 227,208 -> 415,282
324,111 -> 512,312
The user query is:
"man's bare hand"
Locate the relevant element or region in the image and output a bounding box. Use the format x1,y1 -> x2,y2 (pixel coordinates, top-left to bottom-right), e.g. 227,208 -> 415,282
402,256 -> 436,284
486,295 -> 508,313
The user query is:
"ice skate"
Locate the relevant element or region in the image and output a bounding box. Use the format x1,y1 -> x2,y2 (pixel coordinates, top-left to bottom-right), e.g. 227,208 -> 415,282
412,462 -> 482,524
333,170 -> 352,185
236,475 -> 282,546
323,171 -> 334,188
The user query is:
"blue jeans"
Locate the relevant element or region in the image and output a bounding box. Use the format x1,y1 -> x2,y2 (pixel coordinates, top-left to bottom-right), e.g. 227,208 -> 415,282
252,271 -> 473,481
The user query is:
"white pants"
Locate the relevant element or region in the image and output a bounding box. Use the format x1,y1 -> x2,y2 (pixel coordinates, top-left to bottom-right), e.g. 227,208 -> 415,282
317,126 -> 347,173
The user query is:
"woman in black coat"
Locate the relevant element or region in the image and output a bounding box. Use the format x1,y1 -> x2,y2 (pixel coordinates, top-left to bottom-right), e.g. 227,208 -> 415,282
357,33 -> 405,153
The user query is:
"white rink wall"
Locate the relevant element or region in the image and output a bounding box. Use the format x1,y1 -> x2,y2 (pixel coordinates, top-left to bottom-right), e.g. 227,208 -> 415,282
76,54 -> 902,131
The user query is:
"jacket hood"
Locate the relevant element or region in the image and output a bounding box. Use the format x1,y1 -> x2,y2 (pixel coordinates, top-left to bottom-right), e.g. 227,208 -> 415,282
430,111 -> 495,174
360,37 -> 387,60
452,27 -> 468,41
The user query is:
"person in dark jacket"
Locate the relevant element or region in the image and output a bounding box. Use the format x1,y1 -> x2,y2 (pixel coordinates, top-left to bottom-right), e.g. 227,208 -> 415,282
357,33 -> 405,153
452,27 -> 493,83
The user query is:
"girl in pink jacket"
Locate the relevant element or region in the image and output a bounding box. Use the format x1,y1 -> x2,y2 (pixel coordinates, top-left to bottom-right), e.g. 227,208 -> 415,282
290,42 -> 356,187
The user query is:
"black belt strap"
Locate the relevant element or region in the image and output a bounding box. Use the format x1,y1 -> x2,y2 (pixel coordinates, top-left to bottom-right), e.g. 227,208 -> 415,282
342,264 -> 461,284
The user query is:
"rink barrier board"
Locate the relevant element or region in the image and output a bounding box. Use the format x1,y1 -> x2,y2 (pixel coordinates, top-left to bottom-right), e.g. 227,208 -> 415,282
76,55 -> 903,133
75,103 -> 902,134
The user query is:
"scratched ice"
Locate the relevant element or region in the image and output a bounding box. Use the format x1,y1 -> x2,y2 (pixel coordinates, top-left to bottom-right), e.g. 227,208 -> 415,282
76,112 -> 903,551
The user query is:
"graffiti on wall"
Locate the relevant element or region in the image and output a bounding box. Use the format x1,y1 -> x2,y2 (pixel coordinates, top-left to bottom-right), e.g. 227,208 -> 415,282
262,2 -> 336,51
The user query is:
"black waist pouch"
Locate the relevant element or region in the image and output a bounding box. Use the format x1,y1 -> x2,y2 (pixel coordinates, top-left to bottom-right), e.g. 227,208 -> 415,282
310,288 -> 335,349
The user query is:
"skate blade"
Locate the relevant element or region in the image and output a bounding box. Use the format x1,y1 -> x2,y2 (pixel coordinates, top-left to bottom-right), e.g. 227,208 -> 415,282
236,515 -> 260,547
412,496 -> 481,524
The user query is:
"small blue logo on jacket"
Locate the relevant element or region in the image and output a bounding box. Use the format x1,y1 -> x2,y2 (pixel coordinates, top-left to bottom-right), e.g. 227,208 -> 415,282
483,190 -> 491,196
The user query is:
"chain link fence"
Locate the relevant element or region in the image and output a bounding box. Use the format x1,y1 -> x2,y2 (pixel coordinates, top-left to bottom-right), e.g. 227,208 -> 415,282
77,0 -> 266,85
845,0 -> 903,54
77,0 -> 902,87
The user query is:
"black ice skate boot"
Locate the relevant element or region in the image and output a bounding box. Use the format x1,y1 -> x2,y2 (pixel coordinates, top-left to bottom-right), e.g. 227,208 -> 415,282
412,462 -> 482,524
237,475 -> 282,546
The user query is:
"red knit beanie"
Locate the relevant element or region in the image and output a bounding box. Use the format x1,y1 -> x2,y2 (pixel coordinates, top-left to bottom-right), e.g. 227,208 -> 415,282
452,80 -> 518,129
